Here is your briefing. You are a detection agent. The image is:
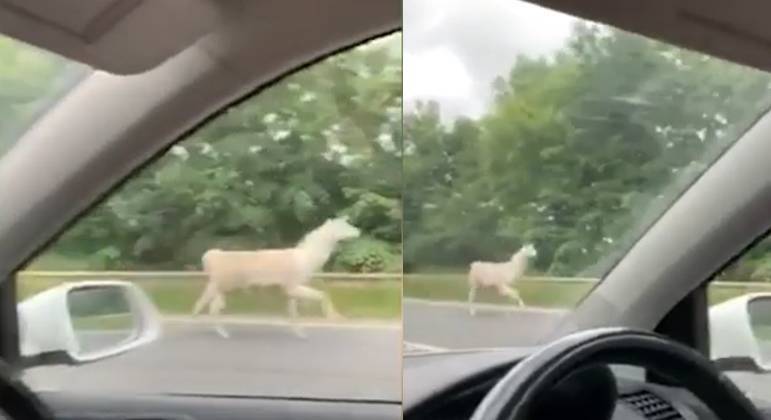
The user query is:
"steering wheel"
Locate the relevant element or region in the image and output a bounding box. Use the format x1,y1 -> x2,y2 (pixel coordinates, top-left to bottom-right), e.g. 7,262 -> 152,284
0,362 -> 51,420
471,327 -> 763,420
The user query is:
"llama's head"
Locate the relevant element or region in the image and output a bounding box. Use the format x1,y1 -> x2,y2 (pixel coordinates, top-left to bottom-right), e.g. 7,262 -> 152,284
323,216 -> 361,242
517,243 -> 537,258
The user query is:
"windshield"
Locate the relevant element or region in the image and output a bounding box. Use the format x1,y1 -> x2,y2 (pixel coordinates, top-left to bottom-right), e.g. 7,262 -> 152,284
403,0 -> 771,350
0,35 -> 89,160
19,34 -> 402,400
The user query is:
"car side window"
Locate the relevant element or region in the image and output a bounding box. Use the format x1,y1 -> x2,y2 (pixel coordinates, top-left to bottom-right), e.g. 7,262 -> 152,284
709,236 -> 771,396
17,34 -> 402,401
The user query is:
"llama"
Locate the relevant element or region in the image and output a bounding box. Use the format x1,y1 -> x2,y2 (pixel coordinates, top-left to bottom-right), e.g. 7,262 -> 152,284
192,217 -> 360,338
467,243 -> 537,316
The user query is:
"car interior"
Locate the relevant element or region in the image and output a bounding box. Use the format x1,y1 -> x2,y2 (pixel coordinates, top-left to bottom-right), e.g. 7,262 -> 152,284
0,1 -> 400,419
403,0 -> 771,419
0,0 -> 771,419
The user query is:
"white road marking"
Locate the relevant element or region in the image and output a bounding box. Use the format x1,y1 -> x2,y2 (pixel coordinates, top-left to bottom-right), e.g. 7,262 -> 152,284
403,341 -> 447,353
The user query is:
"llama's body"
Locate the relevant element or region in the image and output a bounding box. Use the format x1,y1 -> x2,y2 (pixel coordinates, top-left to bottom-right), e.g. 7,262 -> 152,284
200,248 -> 313,291
468,257 -> 527,288
467,244 -> 537,315
192,217 -> 360,337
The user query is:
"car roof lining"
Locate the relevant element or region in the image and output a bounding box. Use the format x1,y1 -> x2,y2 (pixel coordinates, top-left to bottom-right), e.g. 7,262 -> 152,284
0,0 -> 224,74
528,0 -> 771,74
0,0 -> 400,276
7,0 -> 770,75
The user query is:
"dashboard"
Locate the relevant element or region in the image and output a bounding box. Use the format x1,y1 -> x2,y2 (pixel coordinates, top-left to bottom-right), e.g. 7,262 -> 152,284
403,347 -> 771,420
39,391 -> 400,420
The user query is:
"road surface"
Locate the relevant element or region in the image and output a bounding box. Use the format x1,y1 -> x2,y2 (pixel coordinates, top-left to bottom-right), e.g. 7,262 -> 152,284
24,319 -> 401,401
403,298 -> 566,349
21,300 -> 771,404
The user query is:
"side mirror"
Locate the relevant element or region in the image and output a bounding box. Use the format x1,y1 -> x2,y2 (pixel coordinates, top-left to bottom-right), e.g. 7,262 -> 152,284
18,280 -> 161,366
710,293 -> 771,372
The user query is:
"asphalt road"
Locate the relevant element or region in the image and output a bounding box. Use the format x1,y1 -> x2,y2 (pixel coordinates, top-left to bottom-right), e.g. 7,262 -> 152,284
23,320 -> 401,401
21,301 -> 771,404
403,298 -> 566,349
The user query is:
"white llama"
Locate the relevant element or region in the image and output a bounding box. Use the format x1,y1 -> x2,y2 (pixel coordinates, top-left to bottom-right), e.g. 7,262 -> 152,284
192,217 -> 360,337
467,243 -> 537,316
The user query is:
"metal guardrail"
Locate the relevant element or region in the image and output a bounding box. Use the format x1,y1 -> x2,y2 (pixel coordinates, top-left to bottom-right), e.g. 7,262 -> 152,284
404,273 -> 600,283
18,271 -> 402,281
405,274 -> 771,289
17,271 -> 771,289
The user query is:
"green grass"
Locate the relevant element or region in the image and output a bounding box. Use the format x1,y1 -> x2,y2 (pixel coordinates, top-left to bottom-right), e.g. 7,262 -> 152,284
27,253 -> 105,271
18,275 -> 401,320
19,271 -> 771,319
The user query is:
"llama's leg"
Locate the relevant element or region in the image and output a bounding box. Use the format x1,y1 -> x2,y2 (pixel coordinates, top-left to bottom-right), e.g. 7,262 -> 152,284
286,297 -> 306,338
467,285 -> 477,316
287,285 -> 341,320
192,280 -> 217,315
209,292 -> 230,338
498,284 -> 524,307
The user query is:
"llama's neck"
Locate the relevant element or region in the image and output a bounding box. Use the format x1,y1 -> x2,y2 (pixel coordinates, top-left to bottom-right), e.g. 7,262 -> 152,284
510,251 -> 529,275
296,232 -> 338,272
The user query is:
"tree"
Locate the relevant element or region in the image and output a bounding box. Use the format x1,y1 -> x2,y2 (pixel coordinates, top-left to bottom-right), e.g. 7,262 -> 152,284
43,34 -> 403,271
404,24 -> 771,277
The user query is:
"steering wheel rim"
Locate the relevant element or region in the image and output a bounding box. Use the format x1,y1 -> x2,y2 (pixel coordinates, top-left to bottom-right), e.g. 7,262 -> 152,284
471,327 -> 763,420
0,361 -> 51,420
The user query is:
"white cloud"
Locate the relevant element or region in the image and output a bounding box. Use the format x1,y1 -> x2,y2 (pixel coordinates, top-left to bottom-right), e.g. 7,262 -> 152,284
404,0 -> 577,120
404,46 -> 474,102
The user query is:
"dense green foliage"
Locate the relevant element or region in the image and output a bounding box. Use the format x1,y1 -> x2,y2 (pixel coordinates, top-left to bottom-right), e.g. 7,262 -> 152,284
38,34 -> 403,271
404,23 -> 771,277
6,25 -> 771,281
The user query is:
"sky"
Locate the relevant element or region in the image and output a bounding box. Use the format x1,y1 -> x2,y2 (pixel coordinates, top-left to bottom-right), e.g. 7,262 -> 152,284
404,0 -> 576,121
